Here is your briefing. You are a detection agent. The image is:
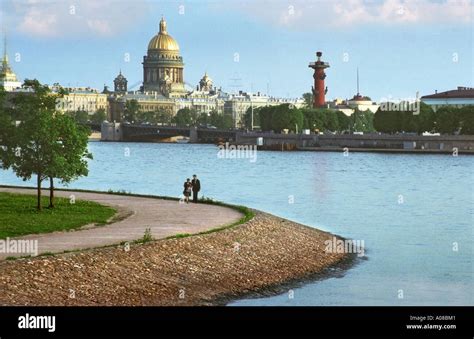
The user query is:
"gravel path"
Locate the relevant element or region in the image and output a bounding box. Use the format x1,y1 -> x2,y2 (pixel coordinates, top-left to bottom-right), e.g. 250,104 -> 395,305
0,187 -> 243,260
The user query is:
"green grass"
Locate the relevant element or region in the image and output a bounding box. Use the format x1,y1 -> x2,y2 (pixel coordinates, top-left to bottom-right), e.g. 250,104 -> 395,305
0,192 -> 116,239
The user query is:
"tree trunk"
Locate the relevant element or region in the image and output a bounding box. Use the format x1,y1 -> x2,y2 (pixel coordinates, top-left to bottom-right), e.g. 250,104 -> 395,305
37,174 -> 42,211
49,176 -> 54,208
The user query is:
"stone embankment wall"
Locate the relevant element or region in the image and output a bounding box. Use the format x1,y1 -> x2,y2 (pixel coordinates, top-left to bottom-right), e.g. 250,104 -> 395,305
236,132 -> 474,152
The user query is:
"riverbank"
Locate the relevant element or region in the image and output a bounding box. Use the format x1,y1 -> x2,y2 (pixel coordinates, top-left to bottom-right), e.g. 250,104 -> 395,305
0,208 -> 353,306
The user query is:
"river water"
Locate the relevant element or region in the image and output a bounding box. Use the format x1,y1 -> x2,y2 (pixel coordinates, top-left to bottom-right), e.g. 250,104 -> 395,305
1,142 -> 473,305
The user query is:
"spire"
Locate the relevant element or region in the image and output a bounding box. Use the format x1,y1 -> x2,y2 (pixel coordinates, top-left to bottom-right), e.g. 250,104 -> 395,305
356,67 -> 360,96
159,16 -> 167,34
2,35 -> 8,65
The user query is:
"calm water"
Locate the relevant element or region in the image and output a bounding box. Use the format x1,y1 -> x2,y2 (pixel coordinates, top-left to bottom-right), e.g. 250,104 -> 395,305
1,142 -> 473,305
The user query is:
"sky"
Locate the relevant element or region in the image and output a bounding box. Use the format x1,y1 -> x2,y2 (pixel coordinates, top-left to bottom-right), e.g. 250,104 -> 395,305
0,0 -> 473,101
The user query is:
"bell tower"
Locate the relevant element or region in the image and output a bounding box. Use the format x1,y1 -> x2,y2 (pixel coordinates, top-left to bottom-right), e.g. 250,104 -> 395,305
113,70 -> 128,94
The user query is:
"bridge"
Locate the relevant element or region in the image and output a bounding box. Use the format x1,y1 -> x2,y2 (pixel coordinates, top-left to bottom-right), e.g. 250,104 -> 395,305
101,122 -> 238,143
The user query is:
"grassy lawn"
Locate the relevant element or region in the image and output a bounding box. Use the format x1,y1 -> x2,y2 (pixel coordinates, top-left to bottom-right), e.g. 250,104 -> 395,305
0,192 -> 116,239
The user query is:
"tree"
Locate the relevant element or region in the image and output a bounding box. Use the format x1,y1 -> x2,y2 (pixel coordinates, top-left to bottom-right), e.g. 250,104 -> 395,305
352,109 -> 375,132
302,92 -> 313,108
91,108 -> 107,124
459,106 -> 474,135
435,106 -> 459,134
374,107 -> 400,134
301,108 -> 351,132
336,111 -> 351,131
242,107 -> 262,129
208,110 -> 233,129
156,110 -> 173,124
414,102 -> 435,134
258,106 -> 273,131
197,112 -> 209,125
173,108 -> 198,126
9,80 -> 91,210
69,110 -> 89,124
270,104 -> 304,133
45,114 -> 92,208
123,99 -> 140,123
374,102 -> 435,134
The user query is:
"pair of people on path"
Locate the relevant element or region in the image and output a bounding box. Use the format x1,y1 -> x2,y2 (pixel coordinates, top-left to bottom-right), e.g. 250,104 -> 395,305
183,174 -> 201,204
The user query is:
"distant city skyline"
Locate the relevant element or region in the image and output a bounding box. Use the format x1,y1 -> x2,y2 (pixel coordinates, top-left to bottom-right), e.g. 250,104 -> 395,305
1,0 -> 472,100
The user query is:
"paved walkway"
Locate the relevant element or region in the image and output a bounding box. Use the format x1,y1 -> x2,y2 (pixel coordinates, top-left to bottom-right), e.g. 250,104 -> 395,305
0,187 -> 243,259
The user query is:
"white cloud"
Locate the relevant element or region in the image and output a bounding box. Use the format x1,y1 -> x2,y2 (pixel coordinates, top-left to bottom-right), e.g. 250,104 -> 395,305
18,7 -> 58,37
4,0 -> 150,38
221,0 -> 473,30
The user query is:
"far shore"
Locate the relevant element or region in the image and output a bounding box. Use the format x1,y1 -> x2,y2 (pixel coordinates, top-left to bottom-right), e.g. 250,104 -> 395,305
0,187 -> 357,306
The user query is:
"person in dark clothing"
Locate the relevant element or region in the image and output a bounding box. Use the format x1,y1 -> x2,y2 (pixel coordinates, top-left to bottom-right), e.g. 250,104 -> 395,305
183,178 -> 192,203
191,174 -> 201,203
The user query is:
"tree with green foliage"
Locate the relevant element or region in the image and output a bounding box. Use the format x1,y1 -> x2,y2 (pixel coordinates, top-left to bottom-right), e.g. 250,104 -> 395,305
351,109 -> 375,133
269,104 -> 304,133
8,80 -> 91,210
258,106 -> 273,131
173,108 -> 198,126
434,106 -> 459,134
301,108 -> 351,132
197,112 -> 209,125
302,92 -> 313,108
208,110 -> 233,129
91,108 -> 107,124
136,110 -> 157,124
123,99 -> 140,123
242,106 -> 262,130
156,110 -> 173,124
45,114 -> 92,208
374,102 -> 435,134
69,110 -> 89,124
336,111 -> 351,131
459,106 -> 474,135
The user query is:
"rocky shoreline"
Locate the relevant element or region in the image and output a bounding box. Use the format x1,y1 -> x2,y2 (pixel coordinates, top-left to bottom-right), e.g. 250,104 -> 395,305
0,210 -> 354,306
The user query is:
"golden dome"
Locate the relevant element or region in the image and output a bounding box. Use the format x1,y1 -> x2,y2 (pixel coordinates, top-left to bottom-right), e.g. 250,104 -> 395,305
148,17 -> 180,52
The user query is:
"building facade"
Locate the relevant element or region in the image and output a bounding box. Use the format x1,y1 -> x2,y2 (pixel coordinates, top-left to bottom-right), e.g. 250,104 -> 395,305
421,87 -> 474,111
55,87 -> 108,114
224,91 -> 305,128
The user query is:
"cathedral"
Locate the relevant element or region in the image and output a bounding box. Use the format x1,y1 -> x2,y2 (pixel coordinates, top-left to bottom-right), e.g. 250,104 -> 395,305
106,16 -> 226,122
106,16 -> 304,126
142,17 -> 186,97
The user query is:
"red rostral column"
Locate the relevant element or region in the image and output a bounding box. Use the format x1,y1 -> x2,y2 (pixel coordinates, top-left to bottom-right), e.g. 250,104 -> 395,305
308,51 -> 330,108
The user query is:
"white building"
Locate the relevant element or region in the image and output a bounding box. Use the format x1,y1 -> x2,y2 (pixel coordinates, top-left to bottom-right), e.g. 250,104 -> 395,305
329,95 -> 380,116
421,87 -> 474,111
224,91 -> 305,127
54,87 -> 108,114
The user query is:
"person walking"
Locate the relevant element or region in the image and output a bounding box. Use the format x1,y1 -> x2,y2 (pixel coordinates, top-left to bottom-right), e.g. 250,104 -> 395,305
183,178 -> 192,204
191,174 -> 201,203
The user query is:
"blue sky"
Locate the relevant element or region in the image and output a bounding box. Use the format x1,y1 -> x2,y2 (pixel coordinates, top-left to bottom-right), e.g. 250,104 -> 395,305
1,0 -> 472,101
